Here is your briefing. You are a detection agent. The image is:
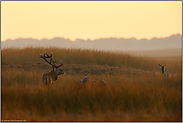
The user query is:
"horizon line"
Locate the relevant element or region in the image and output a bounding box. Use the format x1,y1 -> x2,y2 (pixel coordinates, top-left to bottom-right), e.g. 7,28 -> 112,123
2,33 -> 181,42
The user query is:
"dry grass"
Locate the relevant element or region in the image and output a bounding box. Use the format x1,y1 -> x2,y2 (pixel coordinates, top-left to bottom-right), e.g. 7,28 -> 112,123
2,47 -> 181,73
1,47 -> 182,121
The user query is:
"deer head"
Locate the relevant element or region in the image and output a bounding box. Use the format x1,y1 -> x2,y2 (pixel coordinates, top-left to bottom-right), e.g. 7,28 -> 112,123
158,64 -> 166,74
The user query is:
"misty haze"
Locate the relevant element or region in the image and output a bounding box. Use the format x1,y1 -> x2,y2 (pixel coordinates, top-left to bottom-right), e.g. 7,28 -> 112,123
2,1 -> 182,121
2,33 -> 182,58
2,33 -> 181,50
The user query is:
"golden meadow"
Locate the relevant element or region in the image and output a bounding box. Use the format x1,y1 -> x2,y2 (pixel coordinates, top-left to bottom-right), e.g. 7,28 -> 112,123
1,47 -> 182,121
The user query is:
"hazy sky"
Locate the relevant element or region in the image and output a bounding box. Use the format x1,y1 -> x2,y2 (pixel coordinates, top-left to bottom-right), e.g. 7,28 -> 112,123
1,1 -> 182,41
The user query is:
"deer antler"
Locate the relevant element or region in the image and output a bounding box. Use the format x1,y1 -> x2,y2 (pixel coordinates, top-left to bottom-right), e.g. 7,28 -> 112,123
40,53 -> 63,68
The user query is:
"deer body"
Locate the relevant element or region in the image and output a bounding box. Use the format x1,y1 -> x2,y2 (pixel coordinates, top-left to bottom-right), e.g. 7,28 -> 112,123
79,76 -> 107,86
163,72 -> 171,77
42,68 -> 65,86
158,64 -> 171,78
40,53 -> 65,86
79,76 -> 90,84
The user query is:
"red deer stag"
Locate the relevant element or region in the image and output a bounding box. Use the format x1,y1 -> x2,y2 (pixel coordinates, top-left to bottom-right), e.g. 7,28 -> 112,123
40,53 -> 65,86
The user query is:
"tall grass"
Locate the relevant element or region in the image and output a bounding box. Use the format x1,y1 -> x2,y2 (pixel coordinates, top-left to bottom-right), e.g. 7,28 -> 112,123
1,47 -> 182,121
2,71 -> 182,121
1,47 -> 181,73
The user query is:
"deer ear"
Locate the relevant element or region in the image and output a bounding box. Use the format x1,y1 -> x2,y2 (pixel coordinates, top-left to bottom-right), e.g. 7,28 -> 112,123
158,64 -> 162,68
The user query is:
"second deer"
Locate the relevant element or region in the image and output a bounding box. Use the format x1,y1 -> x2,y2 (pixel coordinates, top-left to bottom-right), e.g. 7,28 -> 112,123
158,64 -> 171,78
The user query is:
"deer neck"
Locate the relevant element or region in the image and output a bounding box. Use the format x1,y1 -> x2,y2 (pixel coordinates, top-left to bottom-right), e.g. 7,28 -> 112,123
50,70 -> 58,81
161,67 -> 165,74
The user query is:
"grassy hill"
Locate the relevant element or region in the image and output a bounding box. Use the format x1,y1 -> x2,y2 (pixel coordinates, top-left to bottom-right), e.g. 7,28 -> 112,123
1,47 -> 182,121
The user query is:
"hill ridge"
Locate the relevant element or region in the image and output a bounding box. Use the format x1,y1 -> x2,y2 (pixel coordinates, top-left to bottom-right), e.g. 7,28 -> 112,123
2,33 -> 182,50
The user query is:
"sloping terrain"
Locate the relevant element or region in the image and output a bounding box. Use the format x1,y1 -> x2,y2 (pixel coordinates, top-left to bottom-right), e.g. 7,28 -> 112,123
1,47 -> 182,121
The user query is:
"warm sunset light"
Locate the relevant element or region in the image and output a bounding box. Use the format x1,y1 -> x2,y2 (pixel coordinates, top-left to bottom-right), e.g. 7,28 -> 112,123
1,1 -> 182,41
1,2 -> 182,122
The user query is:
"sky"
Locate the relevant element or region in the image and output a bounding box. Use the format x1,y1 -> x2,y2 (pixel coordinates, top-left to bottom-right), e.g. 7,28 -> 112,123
1,1 -> 182,41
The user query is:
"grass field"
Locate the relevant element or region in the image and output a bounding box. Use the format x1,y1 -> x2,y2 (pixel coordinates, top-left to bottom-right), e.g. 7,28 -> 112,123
1,47 -> 182,121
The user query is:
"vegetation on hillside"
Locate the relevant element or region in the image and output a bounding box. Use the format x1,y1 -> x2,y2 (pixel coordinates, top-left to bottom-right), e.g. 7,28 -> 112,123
1,47 -> 182,121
